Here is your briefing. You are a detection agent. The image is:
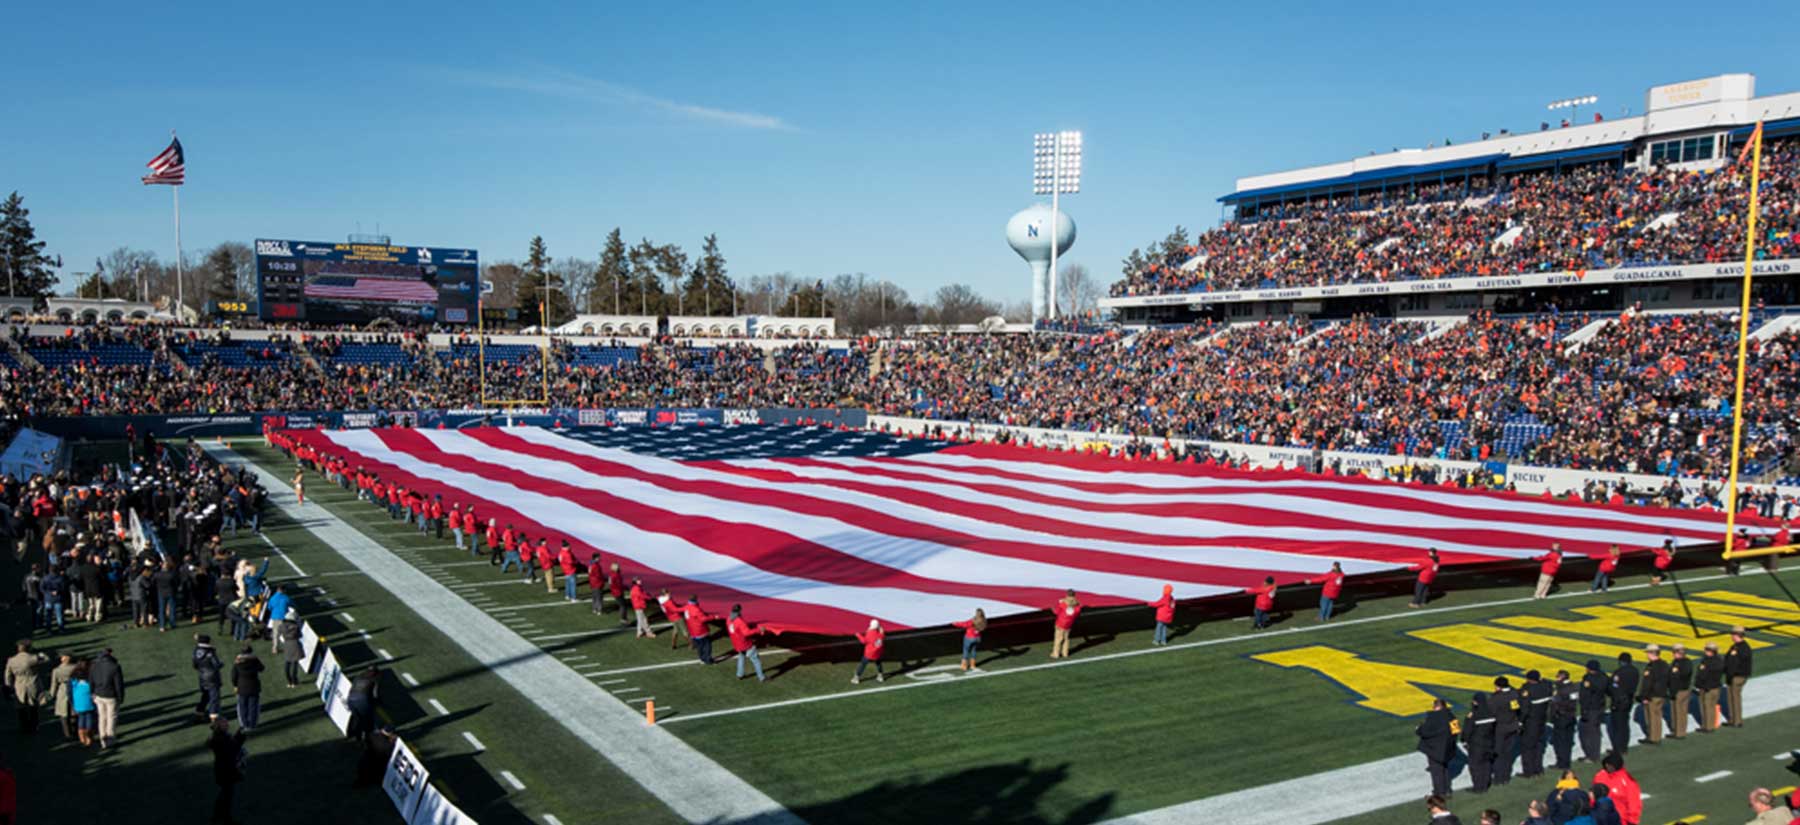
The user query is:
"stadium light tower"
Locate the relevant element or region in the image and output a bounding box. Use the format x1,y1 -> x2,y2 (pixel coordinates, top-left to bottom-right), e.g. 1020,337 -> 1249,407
1034,131 -> 1081,320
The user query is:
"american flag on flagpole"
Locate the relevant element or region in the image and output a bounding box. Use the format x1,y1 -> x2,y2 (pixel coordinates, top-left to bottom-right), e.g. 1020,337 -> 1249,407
274,425 -> 1779,636
142,136 -> 185,185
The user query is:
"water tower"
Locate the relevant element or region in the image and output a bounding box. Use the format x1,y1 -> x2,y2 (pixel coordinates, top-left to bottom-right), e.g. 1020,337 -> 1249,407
1006,205 -> 1076,321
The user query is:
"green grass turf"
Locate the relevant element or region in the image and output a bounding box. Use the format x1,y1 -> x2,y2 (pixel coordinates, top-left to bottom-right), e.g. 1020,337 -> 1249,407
229,442 -> 1800,825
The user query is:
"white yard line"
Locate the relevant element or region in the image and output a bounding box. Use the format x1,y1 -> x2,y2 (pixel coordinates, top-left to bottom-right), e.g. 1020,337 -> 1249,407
1694,770 -> 1734,783
1091,667 -> 1800,825
527,626 -> 667,642
218,445 -> 796,825
595,678 -> 628,686
662,568 -> 1794,725
377,649 -> 394,661
258,533 -> 308,577
612,687 -> 642,694
489,600 -> 591,612
500,770 -> 525,791
544,816 -> 564,825
463,731 -> 486,752
453,580 -> 530,589
338,612 -> 355,624
402,673 -> 420,687
429,698 -> 450,716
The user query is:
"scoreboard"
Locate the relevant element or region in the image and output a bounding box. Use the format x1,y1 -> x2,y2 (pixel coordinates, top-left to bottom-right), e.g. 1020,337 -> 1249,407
254,238 -> 480,326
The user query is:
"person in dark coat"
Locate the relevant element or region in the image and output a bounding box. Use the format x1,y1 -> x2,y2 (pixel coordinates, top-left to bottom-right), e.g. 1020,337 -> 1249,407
1577,660 -> 1607,762
1489,677 -> 1522,785
1548,669 -> 1579,771
1543,768 -> 1592,824
345,666 -> 380,744
1519,669 -> 1552,777
1415,697 -> 1457,798
230,645 -> 263,731
1425,794 -> 1464,824
1462,691 -> 1497,794
192,634 -> 223,720
275,611 -> 305,688
208,716 -> 245,825
1606,653 -> 1638,755
87,648 -> 125,749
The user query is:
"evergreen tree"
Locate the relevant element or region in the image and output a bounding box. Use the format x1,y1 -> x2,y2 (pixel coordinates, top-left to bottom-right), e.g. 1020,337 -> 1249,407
594,228 -> 629,315
203,244 -> 239,304
695,233 -> 730,316
0,192 -> 61,298
514,236 -> 571,326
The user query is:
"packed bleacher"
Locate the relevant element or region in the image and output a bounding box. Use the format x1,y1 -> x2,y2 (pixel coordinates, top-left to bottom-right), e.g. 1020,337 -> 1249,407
1110,135 -> 1800,297
2,308 -> 1798,490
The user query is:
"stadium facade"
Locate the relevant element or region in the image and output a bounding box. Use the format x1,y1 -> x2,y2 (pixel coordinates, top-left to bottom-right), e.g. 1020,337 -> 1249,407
1104,73 -> 1800,324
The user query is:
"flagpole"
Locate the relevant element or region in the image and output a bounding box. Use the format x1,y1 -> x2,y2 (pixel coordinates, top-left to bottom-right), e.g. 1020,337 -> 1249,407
1721,122 -> 1763,559
174,184 -> 184,318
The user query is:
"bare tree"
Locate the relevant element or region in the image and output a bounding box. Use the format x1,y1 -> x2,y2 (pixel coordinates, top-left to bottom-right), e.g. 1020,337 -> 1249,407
1056,263 -> 1101,317
922,283 -> 1000,327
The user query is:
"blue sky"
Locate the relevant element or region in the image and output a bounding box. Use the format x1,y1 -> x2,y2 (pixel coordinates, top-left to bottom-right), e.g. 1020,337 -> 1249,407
8,1 -> 1799,303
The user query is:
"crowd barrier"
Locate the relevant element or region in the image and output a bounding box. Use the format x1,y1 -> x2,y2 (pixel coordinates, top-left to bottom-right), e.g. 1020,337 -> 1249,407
868,415 -> 1800,500
23,407 -> 868,441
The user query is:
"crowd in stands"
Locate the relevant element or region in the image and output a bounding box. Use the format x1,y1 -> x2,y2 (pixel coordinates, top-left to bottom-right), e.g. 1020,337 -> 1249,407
3,305 -> 1798,490
1111,135 -> 1800,297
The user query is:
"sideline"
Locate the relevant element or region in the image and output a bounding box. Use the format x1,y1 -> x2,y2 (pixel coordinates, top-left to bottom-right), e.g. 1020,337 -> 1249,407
210,444 -> 801,825
661,567 -> 1794,725
1094,666 -> 1800,825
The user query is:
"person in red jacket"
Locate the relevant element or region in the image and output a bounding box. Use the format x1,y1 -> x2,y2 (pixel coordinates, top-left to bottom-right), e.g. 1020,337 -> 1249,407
485,519 -> 502,565
429,496 -> 444,540
1305,562 -> 1345,622
501,526 -> 522,575
1591,544 -> 1621,592
1593,751 -> 1642,825
628,578 -> 651,637
1248,576 -> 1277,629
558,542 -> 579,602
448,503 -> 465,551
726,605 -> 766,682
682,596 -> 718,665
1409,549 -> 1441,608
608,563 -> 627,626
1147,584 -> 1176,645
1533,545 -> 1564,599
658,590 -> 686,649
1650,539 -> 1675,586
953,609 -> 987,673
537,538 -> 555,593
851,619 -> 885,684
1050,590 -> 1082,659
588,556 -> 607,615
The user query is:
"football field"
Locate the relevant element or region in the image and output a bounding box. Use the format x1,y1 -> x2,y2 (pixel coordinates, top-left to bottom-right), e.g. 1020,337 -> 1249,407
195,440 -> 1800,825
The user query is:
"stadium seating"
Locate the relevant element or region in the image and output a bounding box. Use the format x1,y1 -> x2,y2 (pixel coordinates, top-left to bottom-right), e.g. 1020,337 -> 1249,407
325,342 -> 413,366
1110,135 -> 1800,297
171,338 -> 292,368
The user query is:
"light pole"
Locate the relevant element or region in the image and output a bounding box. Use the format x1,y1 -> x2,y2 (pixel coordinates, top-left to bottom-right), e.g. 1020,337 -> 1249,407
1547,95 -> 1598,125
1034,131 -> 1081,320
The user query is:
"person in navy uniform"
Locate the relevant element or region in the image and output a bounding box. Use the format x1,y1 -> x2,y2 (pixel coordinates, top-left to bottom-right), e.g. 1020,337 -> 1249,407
1577,659 -> 1607,762
1607,652 -> 1639,755
1549,669 -> 1579,770
1488,676 -> 1522,785
1415,697 -> 1457,798
1519,669 -> 1552,777
1461,691 -> 1497,794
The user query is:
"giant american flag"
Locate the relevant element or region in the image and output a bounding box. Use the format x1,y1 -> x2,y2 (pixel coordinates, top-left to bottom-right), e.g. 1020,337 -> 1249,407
279,425 -> 1773,635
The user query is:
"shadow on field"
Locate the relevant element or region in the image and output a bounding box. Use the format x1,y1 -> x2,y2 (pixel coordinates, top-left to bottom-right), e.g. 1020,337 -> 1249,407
756,758 -> 1116,825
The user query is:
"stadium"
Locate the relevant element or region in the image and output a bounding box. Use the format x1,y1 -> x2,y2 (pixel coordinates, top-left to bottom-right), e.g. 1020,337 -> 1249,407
5,16 -> 1800,825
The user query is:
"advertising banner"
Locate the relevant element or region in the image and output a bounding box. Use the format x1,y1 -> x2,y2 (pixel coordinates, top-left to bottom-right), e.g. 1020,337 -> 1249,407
383,737 -> 432,822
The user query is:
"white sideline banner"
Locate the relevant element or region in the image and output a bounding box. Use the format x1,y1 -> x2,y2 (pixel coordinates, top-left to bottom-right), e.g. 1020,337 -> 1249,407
383,736 -> 431,822
299,621 -> 323,674
409,784 -> 478,825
